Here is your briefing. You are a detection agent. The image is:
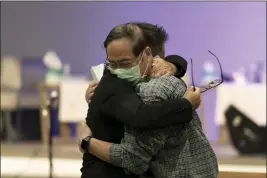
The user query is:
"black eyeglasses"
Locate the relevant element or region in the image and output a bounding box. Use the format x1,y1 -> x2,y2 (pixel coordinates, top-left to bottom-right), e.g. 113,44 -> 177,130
190,50 -> 224,93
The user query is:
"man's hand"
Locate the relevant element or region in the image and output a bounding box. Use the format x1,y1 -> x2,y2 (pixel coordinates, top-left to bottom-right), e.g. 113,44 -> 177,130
78,122 -> 92,152
149,58 -> 177,78
85,81 -> 99,104
183,87 -> 201,110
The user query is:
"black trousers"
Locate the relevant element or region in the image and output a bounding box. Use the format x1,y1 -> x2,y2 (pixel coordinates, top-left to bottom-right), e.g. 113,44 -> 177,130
81,161 -> 144,178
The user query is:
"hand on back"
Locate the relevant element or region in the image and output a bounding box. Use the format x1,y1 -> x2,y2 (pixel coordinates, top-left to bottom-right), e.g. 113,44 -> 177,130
149,58 -> 176,78
85,81 -> 99,104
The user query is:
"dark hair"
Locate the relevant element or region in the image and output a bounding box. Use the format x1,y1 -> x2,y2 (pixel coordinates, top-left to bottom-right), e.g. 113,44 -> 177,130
104,23 -> 146,57
165,55 -> 187,77
103,22 -> 168,57
134,22 -> 168,56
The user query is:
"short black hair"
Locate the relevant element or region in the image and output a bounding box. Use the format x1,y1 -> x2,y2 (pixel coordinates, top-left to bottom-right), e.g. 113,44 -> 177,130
134,22 -> 168,56
103,22 -> 168,57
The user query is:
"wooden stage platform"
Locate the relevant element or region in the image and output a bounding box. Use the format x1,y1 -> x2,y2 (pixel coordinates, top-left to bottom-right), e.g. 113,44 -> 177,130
1,142 -> 266,178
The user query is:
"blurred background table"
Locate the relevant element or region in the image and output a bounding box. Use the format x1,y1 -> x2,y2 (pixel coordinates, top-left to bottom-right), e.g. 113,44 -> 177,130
38,79 -> 89,145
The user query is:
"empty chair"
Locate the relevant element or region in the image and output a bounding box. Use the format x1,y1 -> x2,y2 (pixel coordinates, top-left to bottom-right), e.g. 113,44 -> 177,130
1,56 -> 22,141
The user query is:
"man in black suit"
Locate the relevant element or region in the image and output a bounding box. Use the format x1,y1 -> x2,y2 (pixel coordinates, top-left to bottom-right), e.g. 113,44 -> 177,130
79,22 -> 201,178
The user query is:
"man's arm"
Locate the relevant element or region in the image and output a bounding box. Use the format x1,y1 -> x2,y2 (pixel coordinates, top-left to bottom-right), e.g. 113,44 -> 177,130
87,138 -> 152,175
100,86 -> 194,129
78,123 -> 113,164
88,138 -> 112,163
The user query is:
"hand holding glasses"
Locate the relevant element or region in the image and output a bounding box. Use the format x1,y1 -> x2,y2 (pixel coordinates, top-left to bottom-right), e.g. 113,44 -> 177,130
190,50 -> 224,93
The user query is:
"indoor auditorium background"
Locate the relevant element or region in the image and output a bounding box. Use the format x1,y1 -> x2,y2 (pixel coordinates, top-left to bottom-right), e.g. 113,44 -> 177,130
1,2 -> 266,178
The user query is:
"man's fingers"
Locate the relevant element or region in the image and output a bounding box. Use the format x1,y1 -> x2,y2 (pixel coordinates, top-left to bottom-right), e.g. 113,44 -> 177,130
150,60 -> 168,77
152,59 -> 159,66
162,71 -> 172,77
149,67 -> 156,77
188,86 -> 200,92
89,93 -> 94,98
188,86 -> 194,91
91,86 -> 97,93
150,65 -> 159,74
166,70 -> 172,76
88,83 -> 95,88
153,72 -> 162,78
86,93 -> 94,103
85,80 -> 97,104
150,70 -> 161,78
89,81 -> 99,88
87,93 -> 94,103
194,87 -> 200,93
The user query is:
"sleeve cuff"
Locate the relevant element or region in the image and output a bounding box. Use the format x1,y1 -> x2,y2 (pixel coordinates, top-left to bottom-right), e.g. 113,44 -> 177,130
172,98 -> 193,112
182,98 -> 193,109
109,143 -> 123,167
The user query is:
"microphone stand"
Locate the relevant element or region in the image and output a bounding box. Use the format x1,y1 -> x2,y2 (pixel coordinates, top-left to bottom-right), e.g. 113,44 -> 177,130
48,91 -> 58,178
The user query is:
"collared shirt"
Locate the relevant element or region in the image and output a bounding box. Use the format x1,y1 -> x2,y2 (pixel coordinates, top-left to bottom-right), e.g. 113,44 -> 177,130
109,76 -> 219,178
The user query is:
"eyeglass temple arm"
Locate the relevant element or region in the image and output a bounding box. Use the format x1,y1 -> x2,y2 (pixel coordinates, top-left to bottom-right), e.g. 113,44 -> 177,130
190,58 -> 196,91
208,50 -> 224,82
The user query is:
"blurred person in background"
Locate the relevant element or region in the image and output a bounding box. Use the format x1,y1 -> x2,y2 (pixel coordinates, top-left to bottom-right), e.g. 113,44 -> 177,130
79,22 -> 202,178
